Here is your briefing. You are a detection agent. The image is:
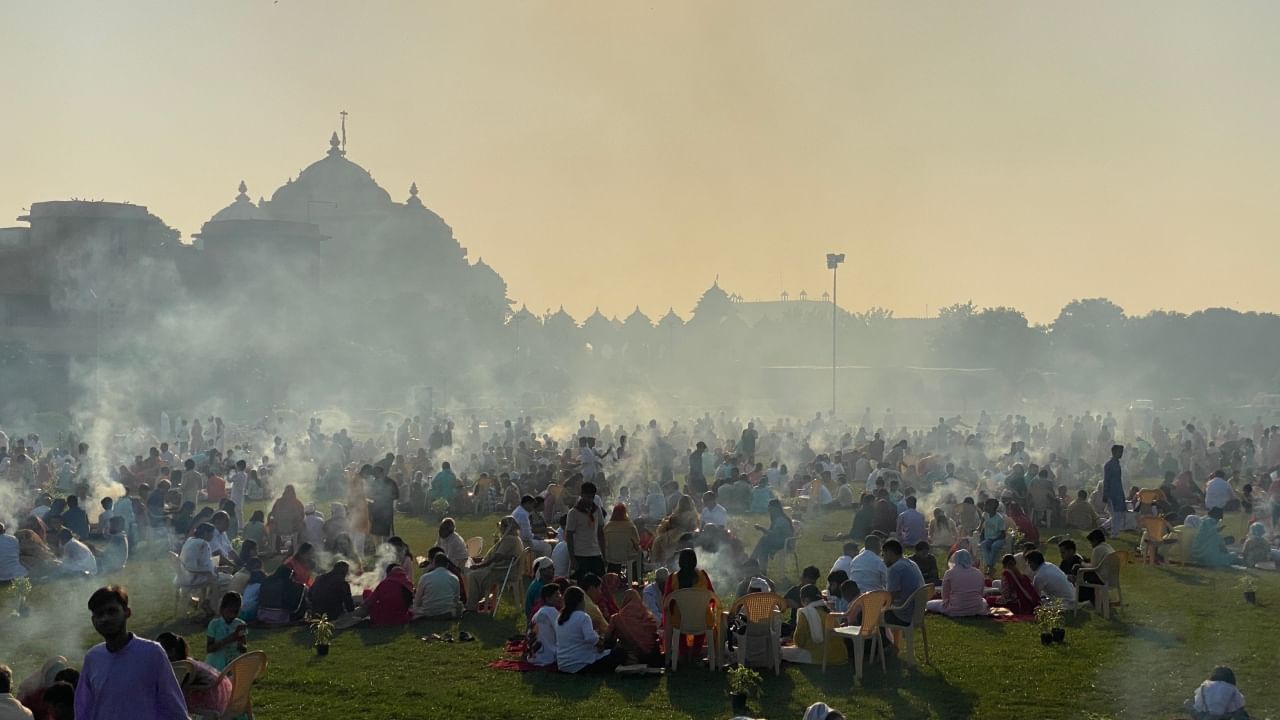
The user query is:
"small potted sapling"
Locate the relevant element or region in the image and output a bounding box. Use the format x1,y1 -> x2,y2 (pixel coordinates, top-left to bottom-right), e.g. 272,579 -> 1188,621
1034,603 -> 1057,645
12,577 -> 32,618
308,613 -> 335,656
1048,599 -> 1067,643
1239,576 -> 1257,605
726,665 -> 762,715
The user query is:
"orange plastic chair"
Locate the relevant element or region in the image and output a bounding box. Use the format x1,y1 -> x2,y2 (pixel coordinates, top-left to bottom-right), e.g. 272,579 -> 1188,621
720,592 -> 784,675
1138,516 -> 1171,564
666,588 -> 720,672
832,590 -> 891,680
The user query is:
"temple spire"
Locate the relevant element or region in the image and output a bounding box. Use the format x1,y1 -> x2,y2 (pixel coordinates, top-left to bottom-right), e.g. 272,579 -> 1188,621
235,180 -> 249,201
328,131 -> 343,157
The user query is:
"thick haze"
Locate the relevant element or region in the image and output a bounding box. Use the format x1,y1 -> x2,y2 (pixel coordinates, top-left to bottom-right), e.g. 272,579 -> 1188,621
4,1 -> 1280,322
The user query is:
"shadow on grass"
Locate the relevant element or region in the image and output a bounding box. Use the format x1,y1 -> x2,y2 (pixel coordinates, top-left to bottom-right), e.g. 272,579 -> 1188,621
789,653 -> 979,720
1159,568 -> 1211,586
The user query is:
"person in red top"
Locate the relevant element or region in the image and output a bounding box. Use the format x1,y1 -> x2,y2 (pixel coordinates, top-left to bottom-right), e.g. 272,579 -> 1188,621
363,565 -> 414,626
282,543 -> 316,587
1005,500 -> 1040,545
995,554 -> 1040,615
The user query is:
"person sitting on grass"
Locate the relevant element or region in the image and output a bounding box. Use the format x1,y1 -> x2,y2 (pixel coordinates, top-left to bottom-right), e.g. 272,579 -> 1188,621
781,584 -> 845,665
749,500 -> 794,567
996,554 -> 1039,615
58,528 -> 97,577
783,565 -> 822,635
605,588 -> 662,667
412,553 -> 461,620
282,542 -> 317,588
642,567 -> 668,625
240,511 -> 268,553
76,586 -> 188,720
100,516 -> 129,573
0,664 -> 33,720
42,681 -> 74,720
556,586 -> 623,674
926,549 -> 988,617
528,583 -> 563,667
525,557 -> 556,617
364,564 -> 414,627
157,631 -> 231,717
309,561 -> 357,623
1242,522 -> 1280,568
205,592 -> 247,671
911,541 -> 939,585
1193,508 -> 1240,568
1184,665 -> 1248,720
826,570 -> 851,612
579,573 -> 611,633
256,564 -> 308,626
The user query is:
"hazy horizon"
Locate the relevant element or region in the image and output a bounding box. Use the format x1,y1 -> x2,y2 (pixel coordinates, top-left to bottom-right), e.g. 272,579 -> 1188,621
5,1 -> 1280,323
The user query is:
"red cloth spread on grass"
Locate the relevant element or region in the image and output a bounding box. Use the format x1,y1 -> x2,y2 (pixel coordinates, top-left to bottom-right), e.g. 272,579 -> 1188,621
488,640 -> 558,672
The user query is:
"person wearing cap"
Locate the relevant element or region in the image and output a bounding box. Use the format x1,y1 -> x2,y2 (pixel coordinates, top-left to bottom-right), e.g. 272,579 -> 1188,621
525,557 -> 556,617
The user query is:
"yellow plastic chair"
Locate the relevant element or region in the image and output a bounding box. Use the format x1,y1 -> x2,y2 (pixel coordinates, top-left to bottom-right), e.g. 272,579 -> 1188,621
666,588 -> 720,672
1138,517 -> 1172,564
603,533 -> 643,583
720,592 -> 784,675
832,590 -> 891,680
218,650 -> 267,719
1074,551 -> 1125,619
492,546 -> 537,617
886,584 -> 933,666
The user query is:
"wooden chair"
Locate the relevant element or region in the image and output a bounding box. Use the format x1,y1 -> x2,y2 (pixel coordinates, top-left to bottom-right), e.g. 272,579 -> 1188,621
1074,551 -> 1125,619
832,590 -> 892,680
666,588 -> 720,672
217,650 -> 267,719
720,592 -> 784,675
885,584 -> 933,666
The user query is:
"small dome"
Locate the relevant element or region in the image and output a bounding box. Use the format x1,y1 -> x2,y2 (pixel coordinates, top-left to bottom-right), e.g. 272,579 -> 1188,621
209,180 -> 261,222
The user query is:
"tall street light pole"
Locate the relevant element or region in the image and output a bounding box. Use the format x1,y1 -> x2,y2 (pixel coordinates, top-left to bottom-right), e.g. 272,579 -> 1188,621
826,253 -> 845,417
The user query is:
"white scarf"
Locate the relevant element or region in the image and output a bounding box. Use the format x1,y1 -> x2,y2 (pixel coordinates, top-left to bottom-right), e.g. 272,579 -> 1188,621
799,601 -> 827,644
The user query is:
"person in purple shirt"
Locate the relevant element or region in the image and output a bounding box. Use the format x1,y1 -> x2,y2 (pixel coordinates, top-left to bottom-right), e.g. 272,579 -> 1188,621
896,496 -> 928,547
74,585 -> 188,720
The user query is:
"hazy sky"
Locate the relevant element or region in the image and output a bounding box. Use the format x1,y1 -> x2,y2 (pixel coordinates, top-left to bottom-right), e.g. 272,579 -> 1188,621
4,1 -> 1279,323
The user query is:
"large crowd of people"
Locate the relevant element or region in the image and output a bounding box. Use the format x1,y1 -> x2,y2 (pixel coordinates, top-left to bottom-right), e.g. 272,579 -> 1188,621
0,406 -> 1272,719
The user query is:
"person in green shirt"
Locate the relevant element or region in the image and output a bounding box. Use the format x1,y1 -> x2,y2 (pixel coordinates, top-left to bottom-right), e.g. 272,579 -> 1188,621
430,462 -> 458,502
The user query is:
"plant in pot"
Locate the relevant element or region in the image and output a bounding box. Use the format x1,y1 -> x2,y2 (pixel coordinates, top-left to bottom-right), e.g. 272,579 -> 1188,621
11,577 -> 32,617
1239,576 -> 1257,605
1034,602 -> 1060,645
726,664 -> 762,715
307,613 -> 335,656
1047,599 -> 1067,643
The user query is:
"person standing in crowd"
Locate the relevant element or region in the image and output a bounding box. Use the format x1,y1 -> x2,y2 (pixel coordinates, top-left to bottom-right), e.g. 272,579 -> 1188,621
566,482 -> 607,581
75,586 -> 188,719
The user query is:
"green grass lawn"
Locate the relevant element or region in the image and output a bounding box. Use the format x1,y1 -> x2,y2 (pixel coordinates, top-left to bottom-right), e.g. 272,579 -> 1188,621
3,505 -> 1277,720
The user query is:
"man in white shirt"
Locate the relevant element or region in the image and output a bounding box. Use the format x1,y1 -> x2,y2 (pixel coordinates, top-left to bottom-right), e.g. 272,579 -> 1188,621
1028,550 -> 1076,608
209,512 -> 239,567
529,583 -> 563,667
0,523 -> 28,583
177,524 -> 230,611
28,493 -> 53,520
229,460 -> 249,514
846,535 -> 888,592
302,504 -> 326,548
58,529 -> 98,576
512,495 -> 550,556
412,554 -> 461,619
700,491 -> 729,528
829,541 -> 859,577
437,518 -> 471,569
1204,470 -> 1234,511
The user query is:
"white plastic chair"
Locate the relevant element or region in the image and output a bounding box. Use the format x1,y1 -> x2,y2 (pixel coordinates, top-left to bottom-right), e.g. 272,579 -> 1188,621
885,584 -> 932,666
1074,551 -> 1125,619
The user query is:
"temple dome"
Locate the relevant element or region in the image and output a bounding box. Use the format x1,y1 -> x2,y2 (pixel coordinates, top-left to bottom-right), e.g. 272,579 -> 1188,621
266,132 -> 393,212
209,181 -> 262,222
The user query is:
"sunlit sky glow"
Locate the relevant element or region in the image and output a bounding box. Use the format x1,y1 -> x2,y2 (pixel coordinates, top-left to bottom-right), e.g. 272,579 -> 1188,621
5,1 -> 1279,322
